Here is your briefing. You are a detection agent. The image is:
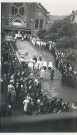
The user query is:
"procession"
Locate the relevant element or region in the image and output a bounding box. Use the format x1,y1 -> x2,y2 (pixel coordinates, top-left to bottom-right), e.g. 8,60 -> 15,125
1,32 -> 77,117
1,2 -> 77,132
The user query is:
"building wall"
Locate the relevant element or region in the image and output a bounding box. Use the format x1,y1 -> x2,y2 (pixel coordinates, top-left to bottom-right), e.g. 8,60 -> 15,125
1,3 -> 48,36
1,3 -> 9,26
10,15 -> 26,27
26,3 -> 47,36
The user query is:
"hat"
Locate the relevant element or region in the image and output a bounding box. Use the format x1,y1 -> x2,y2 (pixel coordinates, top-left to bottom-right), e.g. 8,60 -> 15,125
59,98 -> 63,101
11,76 -> 13,79
35,79 -> 38,83
21,85 -> 23,88
45,92 -> 47,95
41,90 -> 44,92
37,99 -> 40,104
10,80 -> 14,83
11,87 -> 14,90
8,84 -> 13,88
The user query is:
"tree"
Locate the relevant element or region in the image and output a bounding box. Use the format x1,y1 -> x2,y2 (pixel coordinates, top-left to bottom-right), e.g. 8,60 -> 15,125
37,29 -> 47,39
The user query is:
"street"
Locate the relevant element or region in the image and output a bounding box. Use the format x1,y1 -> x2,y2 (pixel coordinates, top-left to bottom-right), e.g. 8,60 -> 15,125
16,39 -> 77,103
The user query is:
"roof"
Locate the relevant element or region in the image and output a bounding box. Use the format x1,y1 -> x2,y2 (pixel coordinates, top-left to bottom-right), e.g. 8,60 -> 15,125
36,2 -> 48,14
49,15 -> 66,21
38,2 -> 48,13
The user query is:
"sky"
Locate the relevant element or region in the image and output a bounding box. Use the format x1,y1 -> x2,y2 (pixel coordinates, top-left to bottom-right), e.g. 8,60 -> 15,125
41,0 -> 77,15
1,0 -> 77,15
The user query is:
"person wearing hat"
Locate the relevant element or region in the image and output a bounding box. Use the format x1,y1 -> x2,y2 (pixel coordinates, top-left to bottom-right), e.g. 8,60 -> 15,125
15,82 -> 20,104
10,75 -> 14,84
7,84 -> 14,103
38,89 -> 44,102
40,68 -> 45,79
56,98 -> 63,112
50,67 -> 55,80
26,98 -> 34,115
10,87 -> 16,106
42,61 -> 47,71
43,93 -> 48,104
3,74 -> 8,94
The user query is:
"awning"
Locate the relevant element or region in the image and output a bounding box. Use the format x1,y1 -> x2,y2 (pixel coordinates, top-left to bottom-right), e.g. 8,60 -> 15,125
2,26 -> 31,32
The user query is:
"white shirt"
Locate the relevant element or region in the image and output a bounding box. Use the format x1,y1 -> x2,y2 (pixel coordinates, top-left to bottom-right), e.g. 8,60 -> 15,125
48,62 -> 53,68
23,99 -> 29,112
42,61 -> 47,67
8,84 -> 13,92
28,62 -> 33,68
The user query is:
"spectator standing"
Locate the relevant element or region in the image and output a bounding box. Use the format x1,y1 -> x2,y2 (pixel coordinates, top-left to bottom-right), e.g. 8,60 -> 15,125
10,87 -> 16,106
23,97 -> 29,114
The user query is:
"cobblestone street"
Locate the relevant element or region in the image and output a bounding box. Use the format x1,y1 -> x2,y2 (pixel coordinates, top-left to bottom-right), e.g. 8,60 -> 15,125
16,39 -> 77,103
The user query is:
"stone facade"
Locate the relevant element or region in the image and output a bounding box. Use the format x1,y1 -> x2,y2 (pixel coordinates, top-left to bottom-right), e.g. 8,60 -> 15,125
1,2 -> 48,36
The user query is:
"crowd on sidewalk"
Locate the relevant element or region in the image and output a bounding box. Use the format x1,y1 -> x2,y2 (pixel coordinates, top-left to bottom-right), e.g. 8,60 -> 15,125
1,35 -> 77,117
50,47 -> 77,88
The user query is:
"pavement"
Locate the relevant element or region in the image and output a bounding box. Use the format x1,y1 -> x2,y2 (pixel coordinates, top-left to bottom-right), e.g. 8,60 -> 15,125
16,39 -> 77,103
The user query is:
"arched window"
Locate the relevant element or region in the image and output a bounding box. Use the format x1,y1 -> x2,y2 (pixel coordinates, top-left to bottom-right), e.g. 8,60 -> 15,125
12,6 -> 18,15
19,7 -> 24,16
39,19 -> 43,29
15,7 -> 18,14
35,19 -> 39,29
12,6 -> 14,15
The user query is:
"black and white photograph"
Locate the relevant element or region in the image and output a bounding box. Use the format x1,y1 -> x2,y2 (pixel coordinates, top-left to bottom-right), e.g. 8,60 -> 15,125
0,0 -> 77,132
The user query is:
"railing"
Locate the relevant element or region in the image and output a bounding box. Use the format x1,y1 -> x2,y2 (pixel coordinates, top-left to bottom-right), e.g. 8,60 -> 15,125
1,111 -> 77,132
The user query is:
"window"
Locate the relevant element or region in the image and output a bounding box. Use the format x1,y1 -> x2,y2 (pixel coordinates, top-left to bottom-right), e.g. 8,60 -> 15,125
39,19 -> 43,29
12,6 -> 14,15
35,19 -> 39,29
11,4 -> 24,15
12,6 -> 18,15
14,3 -> 23,7
19,7 -> 24,16
15,8 -> 18,14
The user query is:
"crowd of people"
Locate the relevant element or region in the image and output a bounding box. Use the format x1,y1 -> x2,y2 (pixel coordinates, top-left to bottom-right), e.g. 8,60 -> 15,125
1,33 -> 77,117
50,47 -> 77,88
29,36 -> 77,88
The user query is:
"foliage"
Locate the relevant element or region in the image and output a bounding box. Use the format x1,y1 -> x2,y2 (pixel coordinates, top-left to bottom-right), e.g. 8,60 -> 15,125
48,19 -> 76,38
37,17 -> 77,49
56,36 -> 77,49
64,48 -> 77,70
45,33 -> 58,42
37,17 -> 77,69
37,29 -> 47,39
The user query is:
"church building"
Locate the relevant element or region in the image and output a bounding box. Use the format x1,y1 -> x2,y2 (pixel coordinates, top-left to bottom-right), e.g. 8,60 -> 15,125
1,2 -> 49,36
